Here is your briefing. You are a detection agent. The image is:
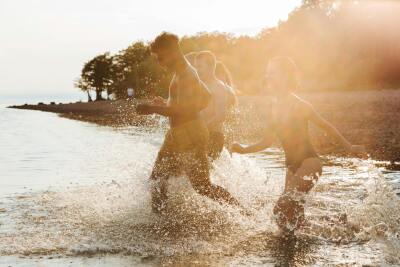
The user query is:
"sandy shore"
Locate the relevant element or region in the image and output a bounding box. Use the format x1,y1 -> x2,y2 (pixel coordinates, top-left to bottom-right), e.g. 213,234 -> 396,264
302,90 -> 400,165
9,89 -> 400,165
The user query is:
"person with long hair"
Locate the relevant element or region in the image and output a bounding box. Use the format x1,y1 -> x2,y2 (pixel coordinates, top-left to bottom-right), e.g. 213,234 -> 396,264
186,51 -> 237,160
196,51 -> 237,160
230,56 -> 366,230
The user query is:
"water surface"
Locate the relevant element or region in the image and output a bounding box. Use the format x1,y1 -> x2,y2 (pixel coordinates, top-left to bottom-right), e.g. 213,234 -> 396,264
1,103 -> 399,266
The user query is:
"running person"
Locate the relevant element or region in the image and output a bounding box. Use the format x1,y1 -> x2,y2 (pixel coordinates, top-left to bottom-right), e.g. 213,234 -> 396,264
230,57 -> 365,230
189,51 -> 237,160
136,33 -> 240,213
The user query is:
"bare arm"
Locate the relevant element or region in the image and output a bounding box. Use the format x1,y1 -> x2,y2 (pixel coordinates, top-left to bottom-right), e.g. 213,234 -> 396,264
150,96 -> 167,106
137,74 -> 211,118
136,102 -> 193,117
158,82 -> 210,117
231,130 -> 275,154
149,105 -> 183,117
156,71 -> 211,117
308,104 -> 365,154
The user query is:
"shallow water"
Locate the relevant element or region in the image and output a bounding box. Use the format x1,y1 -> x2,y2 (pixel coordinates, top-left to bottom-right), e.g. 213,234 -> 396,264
0,103 -> 400,266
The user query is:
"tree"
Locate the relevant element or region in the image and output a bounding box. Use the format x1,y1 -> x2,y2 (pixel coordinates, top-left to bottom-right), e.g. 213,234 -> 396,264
110,42 -> 170,99
79,53 -> 115,101
75,0 -> 400,97
74,77 -> 92,102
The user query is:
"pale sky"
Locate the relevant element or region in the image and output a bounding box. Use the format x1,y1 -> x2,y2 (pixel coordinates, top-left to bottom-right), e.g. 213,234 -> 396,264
0,0 -> 301,97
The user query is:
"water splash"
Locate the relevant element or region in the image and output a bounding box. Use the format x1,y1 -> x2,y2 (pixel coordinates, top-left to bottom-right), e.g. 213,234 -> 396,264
1,127 -> 400,265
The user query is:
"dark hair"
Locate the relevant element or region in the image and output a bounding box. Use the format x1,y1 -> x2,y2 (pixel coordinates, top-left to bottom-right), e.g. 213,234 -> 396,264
150,32 -> 179,54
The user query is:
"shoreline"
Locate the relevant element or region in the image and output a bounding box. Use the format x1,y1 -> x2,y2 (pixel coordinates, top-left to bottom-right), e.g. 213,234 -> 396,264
8,99 -> 156,127
8,89 -> 400,167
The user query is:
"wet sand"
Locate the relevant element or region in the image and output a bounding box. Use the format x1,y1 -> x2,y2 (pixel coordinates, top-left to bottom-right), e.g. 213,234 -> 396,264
9,89 -> 400,164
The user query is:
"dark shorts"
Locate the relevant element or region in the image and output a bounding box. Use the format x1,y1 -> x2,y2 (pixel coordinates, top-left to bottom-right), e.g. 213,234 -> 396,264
150,119 -> 210,186
208,131 -> 225,160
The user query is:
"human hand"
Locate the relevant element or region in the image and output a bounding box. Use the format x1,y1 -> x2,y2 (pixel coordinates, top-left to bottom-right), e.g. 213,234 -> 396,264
230,143 -> 245,154
150,96 -> 166,106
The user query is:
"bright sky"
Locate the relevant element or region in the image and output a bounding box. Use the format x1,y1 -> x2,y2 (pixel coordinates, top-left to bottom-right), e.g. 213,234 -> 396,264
0,0 -> 301,97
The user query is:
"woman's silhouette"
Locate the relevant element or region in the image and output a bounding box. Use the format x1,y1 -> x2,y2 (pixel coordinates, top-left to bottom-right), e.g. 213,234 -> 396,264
231,57 -> 366,230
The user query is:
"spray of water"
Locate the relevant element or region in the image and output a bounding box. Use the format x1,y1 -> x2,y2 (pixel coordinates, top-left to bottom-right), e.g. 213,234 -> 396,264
1,112 -> 399,265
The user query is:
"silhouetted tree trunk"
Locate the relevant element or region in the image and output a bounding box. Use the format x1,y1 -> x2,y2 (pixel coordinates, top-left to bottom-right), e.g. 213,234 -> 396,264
95,88 -> 103,101
87,91 -> 93,102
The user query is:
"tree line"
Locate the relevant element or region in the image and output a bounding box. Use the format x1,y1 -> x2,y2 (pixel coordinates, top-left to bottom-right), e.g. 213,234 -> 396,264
75,0 -> 400,101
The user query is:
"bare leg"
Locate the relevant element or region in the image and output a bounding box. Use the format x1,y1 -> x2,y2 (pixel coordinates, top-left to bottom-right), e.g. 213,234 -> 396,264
150,174 -> 169,213
149,134 -> 179,214
191,181 -> 241,206
273,192 -> 306,230
208,131 -> 224,161
187,150 -> 241,206
273,157 -> 322,230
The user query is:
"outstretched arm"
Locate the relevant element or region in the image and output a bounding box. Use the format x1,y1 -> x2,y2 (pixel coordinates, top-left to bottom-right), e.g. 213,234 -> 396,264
138,73 -> 211,117
136,103 -> 190,117
150,96 -> 167,106
136,97 -> 210,117
231,130 -> 275,154
309,105 -> 366,155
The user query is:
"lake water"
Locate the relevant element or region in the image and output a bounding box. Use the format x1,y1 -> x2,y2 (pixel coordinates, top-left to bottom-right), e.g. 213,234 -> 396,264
0,102 -> 399,266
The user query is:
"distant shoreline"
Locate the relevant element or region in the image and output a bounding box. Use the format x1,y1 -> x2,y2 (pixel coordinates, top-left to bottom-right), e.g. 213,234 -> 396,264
8,99 -> 154,127
8,89 -> 400,167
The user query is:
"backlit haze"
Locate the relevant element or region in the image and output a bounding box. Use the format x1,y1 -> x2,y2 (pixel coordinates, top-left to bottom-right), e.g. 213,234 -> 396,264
0,0 -> 301,99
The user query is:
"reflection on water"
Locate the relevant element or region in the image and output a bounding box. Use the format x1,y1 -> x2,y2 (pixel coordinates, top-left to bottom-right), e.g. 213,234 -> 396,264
0,103 -> 162,196
1,104 -> 400,266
